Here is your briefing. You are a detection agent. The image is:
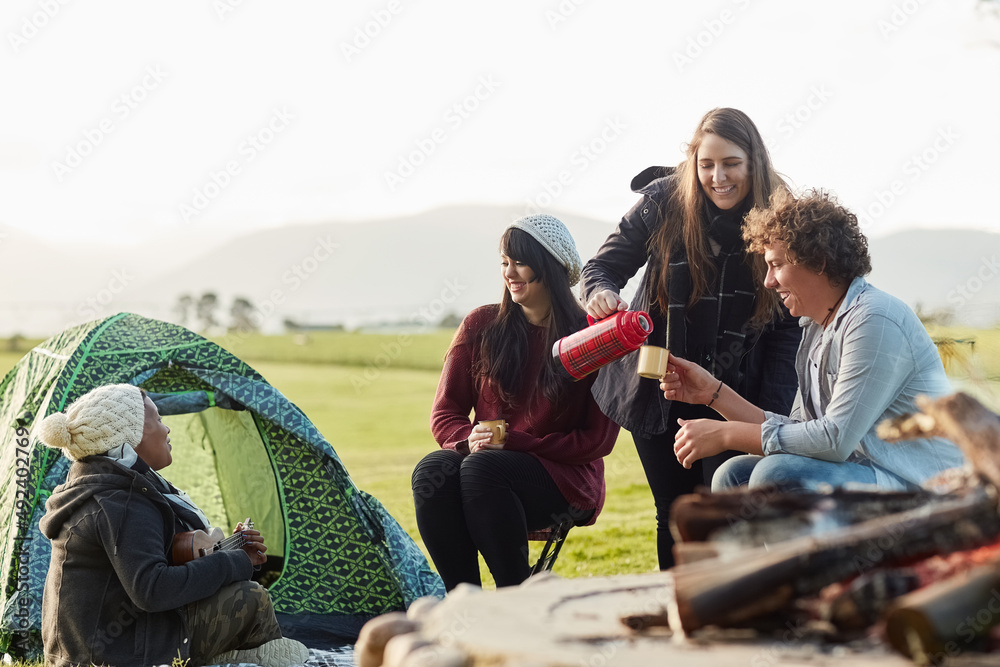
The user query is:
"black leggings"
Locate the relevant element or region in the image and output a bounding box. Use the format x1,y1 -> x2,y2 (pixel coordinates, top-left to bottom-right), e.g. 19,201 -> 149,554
632,401 -> 737,570
411,449 -> 593,590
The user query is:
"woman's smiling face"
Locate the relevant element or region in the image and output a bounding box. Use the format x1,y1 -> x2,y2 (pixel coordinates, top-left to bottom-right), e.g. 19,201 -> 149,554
501,254 -> 545,309
697,133 -> 750,210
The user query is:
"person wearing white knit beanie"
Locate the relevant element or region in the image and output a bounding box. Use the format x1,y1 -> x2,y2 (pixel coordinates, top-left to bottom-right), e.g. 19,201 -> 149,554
37,384 -> 308,667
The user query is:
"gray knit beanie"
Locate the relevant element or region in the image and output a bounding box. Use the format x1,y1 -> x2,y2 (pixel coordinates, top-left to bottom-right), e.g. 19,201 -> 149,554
507,214 -> 583,286
37,384 -> 146,461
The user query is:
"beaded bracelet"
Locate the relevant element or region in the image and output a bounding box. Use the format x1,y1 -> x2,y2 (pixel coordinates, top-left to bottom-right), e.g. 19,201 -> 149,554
706,379 -> 724,408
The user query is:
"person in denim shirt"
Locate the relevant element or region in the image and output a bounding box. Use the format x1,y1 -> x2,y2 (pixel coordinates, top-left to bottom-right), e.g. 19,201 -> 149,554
662,190 -> 965,490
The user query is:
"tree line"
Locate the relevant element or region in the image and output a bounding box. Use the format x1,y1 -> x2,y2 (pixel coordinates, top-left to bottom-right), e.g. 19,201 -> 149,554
174,293 -> 258,334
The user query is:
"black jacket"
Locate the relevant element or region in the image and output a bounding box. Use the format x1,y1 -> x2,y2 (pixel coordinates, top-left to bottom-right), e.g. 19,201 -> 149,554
39,456 -> 252,667
579,167 -> 801,437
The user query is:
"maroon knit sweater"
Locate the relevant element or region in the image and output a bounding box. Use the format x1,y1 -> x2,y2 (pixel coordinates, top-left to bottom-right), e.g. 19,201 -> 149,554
430,305 -> 620,520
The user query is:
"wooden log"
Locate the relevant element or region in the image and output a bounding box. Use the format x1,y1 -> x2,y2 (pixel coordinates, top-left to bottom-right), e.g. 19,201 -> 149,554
878,392 -> 1000,493
877,411 -> 943,441
669,394 -> 1000,636
670,486 -> 938,546
822,569 -> 922,633
913,393 -> 1000,492
884,556 -> 1000,663
672,542 -> 721,565
671,488 -> 1000,633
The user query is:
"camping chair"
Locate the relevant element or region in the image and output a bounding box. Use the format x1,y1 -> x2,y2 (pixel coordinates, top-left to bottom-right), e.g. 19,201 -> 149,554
528,519 -> 575,576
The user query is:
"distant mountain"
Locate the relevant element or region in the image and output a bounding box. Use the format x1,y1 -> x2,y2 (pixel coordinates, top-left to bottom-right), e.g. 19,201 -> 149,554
123,205 -> 631,332
868,229 -> 1000,327
0,207 -> 624,336
0,221 -> 233,337
2,212 -> 997,337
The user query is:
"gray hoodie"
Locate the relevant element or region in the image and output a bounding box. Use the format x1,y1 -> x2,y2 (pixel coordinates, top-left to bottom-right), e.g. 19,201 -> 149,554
40,456 -> 252,667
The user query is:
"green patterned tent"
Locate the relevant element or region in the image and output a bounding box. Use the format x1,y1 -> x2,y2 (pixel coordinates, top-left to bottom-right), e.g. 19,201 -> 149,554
0,313 -> 443,659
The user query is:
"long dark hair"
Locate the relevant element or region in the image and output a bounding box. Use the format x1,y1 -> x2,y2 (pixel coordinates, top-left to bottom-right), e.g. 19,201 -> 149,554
472,228 -> 586,408
651,107 -> 787,327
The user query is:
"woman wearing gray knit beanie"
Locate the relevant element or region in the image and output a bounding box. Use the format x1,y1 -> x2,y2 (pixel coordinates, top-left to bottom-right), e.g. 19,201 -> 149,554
37,384 -> 308,667
412,214 -> 619,591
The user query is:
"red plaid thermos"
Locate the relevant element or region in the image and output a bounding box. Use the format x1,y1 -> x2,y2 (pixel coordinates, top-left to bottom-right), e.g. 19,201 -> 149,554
552,311 -> 652,381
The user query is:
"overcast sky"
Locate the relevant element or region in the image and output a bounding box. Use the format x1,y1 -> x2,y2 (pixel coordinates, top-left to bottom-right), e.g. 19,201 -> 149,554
2,0 -> 999,248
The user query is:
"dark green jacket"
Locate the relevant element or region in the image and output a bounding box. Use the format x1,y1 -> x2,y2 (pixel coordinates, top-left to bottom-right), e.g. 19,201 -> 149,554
39,456 -> 252,667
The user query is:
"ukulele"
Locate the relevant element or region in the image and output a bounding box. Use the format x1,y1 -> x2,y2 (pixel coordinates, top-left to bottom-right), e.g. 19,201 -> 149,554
171,517 -> 254,565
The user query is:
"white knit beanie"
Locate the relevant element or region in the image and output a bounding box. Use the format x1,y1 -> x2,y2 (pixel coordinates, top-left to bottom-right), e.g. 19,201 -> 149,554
37,384 -> 146,461
508,214 -> 583,287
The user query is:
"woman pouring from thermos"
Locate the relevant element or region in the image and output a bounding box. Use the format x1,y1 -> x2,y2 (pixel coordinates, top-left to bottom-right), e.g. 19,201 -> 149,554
580,108 -> 801,569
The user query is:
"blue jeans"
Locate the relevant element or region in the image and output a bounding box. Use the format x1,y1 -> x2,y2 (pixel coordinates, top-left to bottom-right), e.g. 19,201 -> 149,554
712,453 -> 878,492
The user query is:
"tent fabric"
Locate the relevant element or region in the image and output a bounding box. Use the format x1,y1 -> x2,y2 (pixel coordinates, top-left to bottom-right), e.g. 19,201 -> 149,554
0,313 -> 443,659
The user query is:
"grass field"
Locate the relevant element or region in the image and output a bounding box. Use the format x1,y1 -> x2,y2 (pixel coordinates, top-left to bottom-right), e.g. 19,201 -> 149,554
2,324 -> 999,590
228,359 -> 658,583
0,331 -> 659,589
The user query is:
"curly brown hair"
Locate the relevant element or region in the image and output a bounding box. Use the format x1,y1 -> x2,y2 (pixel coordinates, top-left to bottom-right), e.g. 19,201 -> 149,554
743,189 -> 871,287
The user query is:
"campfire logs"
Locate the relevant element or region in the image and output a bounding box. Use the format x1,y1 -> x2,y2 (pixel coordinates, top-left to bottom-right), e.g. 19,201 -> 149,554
884,556 -> 1000,663
669,487 -> 1000,633
664,392 -> 1000,664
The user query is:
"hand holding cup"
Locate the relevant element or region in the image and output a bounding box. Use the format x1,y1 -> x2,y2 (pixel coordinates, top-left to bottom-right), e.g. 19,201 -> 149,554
659,353 -> 720,405
469,419 -> 507,453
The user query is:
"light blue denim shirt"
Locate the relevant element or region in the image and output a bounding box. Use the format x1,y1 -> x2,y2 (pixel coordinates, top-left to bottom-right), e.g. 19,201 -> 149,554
760,277 -> 966,489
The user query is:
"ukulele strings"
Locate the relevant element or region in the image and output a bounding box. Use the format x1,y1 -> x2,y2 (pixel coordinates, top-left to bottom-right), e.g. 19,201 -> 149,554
216,533 -> 247,550
214,520 -> 255,552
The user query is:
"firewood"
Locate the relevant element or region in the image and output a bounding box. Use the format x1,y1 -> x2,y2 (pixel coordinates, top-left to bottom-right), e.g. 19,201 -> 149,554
879,392 -> 1000,492
821,569 -> 922,633
672,542 -> 721,565
671,488 -> 1000,633
670,486 -> 939,546
913,393 -> 1000,492
884,556 -> 1000,663
877,411 -> 943,441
